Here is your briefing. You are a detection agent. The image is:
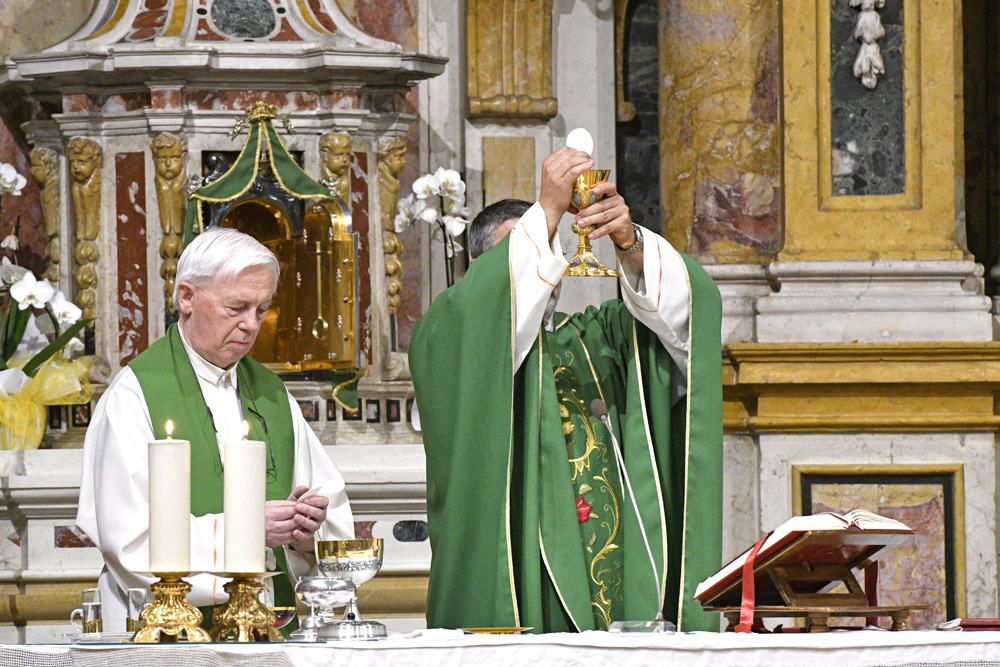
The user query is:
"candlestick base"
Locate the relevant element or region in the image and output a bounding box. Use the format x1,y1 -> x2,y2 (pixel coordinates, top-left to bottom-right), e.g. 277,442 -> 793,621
131,573 -> 211,643
210,573 -> 283,642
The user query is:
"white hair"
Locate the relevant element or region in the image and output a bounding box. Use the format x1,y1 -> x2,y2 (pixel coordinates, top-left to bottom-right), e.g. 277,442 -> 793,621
173,227 -> 279,307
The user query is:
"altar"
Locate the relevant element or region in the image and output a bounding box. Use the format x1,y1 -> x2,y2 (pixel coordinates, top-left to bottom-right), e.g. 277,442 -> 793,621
7,631 -> 1000,667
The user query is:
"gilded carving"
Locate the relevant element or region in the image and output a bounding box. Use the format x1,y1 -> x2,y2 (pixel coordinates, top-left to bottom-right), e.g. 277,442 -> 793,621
467,0 -> 557,120
67,137 -> 102,321
851,0 -> 886,90
320,132 -> 352,204
378,138 -> 406,316
151,133 -> 189,315
30,147 -> 61,283
614,0 -> 636,122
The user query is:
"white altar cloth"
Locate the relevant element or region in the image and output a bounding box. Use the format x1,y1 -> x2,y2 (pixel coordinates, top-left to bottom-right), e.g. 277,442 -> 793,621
5,630 -> 1000,667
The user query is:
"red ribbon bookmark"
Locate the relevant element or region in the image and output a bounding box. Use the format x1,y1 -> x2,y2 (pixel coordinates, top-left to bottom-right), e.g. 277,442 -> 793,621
734,535 -> 768,633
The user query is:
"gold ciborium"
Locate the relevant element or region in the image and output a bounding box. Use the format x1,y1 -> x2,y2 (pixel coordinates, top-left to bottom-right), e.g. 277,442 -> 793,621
315,538 -> 386,640
566,169 -> 618,278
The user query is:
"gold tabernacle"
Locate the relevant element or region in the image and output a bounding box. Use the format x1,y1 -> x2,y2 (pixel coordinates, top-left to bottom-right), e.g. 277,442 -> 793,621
566,169 -> 618,278
131,573 -> 211,643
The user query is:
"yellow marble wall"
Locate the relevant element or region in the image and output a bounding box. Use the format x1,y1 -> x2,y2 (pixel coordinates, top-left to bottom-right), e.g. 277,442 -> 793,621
483,136 -> 536,204
782,0 -> 966,261
658,0 -> 781,263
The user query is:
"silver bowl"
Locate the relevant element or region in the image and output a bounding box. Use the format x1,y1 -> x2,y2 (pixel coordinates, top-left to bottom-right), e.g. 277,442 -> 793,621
294,575 -> 356,611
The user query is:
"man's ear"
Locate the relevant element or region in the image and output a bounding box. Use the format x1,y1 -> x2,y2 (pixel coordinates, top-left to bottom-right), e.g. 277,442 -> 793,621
176,281 -> 196,316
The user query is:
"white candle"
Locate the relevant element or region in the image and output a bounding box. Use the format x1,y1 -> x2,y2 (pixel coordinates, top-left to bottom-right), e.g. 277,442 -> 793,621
223,421 -> 266,573
148,420 -> 191,573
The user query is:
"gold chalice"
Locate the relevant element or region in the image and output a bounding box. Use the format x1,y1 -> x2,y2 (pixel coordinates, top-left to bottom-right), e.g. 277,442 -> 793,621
566,169 -> 618,278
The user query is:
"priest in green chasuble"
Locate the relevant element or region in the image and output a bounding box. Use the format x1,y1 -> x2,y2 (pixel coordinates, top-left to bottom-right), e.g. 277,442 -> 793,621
76,228 -> 354,632
410,147 -> 723,632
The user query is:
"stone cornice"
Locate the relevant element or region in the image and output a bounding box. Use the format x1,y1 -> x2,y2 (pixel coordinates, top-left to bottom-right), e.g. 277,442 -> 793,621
723,342 -> 1000,433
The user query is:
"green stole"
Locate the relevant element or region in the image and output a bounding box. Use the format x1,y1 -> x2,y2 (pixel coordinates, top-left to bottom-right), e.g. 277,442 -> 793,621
129,323 -> 298,633
410,234 -> 723,632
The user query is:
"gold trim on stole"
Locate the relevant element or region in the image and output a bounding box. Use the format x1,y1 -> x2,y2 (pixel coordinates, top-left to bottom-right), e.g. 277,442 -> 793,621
675,260 -> 695,627
505,248 -> 520,626
630,320 -> 670,612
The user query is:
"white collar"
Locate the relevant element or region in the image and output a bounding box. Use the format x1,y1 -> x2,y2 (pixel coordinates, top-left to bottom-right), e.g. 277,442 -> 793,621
177,323 -> 239,389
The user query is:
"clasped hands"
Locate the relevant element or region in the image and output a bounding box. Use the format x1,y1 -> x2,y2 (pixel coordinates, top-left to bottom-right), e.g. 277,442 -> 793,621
265,485 -> 328,552
537,146 -> 638,251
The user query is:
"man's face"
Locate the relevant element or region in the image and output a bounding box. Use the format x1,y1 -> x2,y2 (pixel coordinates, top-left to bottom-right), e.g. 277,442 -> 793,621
177,264 -> 275,369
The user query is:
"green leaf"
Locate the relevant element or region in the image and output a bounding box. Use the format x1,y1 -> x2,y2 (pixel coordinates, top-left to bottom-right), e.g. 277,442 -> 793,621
21,318 -> 92,378
2,303 -> 31,361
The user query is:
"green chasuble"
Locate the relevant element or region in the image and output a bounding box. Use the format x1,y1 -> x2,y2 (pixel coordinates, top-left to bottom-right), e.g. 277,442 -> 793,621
410,234 -> 723,633
128,324 -> 298,633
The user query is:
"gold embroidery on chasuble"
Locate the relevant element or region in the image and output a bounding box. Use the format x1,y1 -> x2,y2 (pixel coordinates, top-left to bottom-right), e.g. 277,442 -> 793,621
552,350 -> 623,629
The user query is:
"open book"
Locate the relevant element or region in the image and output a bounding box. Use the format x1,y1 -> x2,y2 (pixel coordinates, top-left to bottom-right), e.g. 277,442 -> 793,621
695,510 -> 912,607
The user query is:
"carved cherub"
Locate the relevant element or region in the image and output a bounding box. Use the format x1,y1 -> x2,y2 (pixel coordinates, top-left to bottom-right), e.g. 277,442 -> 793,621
378,138 -> 407,314
67,137 -> 103,242
319,132 -> 352,204
30,147 -> 61,281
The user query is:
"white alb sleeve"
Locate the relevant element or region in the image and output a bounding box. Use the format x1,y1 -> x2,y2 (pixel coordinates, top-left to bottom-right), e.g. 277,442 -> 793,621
616,226 -> 691,380
507,202 -> 568,371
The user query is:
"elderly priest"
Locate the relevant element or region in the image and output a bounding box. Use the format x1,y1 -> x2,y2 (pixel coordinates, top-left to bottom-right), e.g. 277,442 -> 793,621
76,228 -> 354,632
410,146 -> 723,633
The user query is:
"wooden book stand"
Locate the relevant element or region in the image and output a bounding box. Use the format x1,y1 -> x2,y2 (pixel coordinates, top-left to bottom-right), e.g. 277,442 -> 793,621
699,529 -> 926,632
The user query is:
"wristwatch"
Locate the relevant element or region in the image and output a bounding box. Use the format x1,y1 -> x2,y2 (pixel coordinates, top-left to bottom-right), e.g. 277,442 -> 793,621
615,223 -> 644,255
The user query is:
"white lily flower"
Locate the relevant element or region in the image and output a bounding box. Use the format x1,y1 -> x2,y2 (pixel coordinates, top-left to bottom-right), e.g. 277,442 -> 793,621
0,256 -> 28,284
0,163 -> 27,197
1,234 -> 17,251
49,291 -> 82,326
412,173 -> 441,199
9,272 -> 54,310
434,167 -> 466,201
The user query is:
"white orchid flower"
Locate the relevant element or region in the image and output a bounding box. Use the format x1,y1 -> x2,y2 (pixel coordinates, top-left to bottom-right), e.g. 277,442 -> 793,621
416,200 -> 441,224
1,234 -> 17,251
412,173 -> 441,199
0,256 -> 28,284
394,194 -> 416,232
434,168 -> 466,201
9,272 -> 54,310
64,336 -> 85,355
443,214 -> 469,239
0,163 -> 27,196
48,291 -> 82,326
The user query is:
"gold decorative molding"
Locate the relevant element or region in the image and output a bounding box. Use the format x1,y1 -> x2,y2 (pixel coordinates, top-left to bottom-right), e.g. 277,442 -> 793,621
614,0 -> 637,122
724,343 -> 1000,434
67,137 -> 102,322
783,0 -> 962,260
30,147 -> 61,283
320,132 -> 352,204
467,0 -> 558,120
791,463 -> 966,619
378,138 -> 406,316
151,133 -> 188,315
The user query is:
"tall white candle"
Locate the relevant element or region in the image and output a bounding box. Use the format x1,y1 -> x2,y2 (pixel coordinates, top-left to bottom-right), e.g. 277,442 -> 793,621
148,420 -> 191,573
224,422 -> 266,573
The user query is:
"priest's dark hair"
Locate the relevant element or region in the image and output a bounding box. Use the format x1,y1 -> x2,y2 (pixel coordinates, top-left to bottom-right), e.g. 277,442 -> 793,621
468,198 -> 532,259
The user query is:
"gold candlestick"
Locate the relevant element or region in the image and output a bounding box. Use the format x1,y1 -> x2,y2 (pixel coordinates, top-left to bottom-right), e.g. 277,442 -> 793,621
209,573 -> 283,642
566,169 -> 618,278
131,573 -> 211,643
